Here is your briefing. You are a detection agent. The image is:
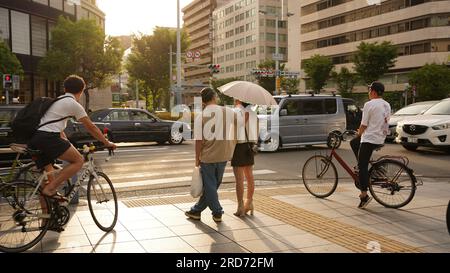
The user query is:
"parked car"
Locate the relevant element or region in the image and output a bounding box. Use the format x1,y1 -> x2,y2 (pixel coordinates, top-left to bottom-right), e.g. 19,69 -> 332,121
89,108 -> 190,145
387,101 -> 438,142
258,94 -> 346,151
396,98 -> 450,152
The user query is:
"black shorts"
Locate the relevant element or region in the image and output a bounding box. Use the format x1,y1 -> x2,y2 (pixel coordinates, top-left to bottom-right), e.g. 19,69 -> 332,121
28,131 -> 71,169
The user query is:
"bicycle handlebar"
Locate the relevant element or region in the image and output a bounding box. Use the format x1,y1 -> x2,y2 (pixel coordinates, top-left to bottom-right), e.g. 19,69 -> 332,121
77,144 -> 116,162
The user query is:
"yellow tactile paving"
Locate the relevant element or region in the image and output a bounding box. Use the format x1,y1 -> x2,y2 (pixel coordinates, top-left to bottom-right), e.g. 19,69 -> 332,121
122,186 -> 423,253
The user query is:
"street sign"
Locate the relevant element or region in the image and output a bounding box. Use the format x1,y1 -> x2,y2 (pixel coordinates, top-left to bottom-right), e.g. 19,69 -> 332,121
194,51 -> 201,59
186,51 -> 193,58
12,75 -> 20,90
272,53 -> 284,61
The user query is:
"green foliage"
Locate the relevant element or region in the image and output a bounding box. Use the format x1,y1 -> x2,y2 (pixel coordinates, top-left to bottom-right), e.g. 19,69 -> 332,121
331,67 -> 359,96
38,17 -> 123,110
303,54 -> 334,94
256,60 -> 285,94
125,27 -> 189,111
281,77 -> 299,94
0,40 -> 24,92
211,78 -> 237,106
353,41 -> 398,84
409,63 -> 450,101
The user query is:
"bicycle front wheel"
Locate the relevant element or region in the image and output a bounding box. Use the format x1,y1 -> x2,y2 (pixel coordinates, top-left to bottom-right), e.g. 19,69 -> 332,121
0,180 -> 51,253
87,172 -> 118,232
369,159 -> 416,209
302,155 -> 338,198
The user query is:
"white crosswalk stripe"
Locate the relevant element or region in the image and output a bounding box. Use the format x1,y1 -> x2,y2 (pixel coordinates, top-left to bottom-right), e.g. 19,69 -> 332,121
96,147 -> 278,191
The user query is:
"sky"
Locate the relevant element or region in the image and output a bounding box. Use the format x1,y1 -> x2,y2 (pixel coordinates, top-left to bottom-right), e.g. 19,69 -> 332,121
97,0 -> 192,36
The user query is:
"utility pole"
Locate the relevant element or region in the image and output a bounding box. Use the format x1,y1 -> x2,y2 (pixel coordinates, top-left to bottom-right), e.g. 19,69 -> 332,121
135,80 -> 139,108
275,16 -> 280,95
176,0 -> 182,106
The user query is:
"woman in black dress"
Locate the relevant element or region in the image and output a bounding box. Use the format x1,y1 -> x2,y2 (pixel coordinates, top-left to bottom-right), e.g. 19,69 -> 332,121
231,100 -> 257,216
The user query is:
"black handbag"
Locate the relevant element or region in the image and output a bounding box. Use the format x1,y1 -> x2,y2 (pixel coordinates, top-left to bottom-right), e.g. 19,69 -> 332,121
245,128 -> 258,156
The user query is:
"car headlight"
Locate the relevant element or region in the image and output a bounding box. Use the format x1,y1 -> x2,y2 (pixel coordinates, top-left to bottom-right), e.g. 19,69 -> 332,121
432,123 -> 450,130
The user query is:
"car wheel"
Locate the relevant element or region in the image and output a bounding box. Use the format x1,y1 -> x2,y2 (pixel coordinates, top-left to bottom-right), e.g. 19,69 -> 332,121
402,144 -> 418,151
169,129 -> 184,145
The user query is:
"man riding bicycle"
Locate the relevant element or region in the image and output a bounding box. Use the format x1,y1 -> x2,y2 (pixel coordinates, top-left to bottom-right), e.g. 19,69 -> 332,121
28,75 -> 116,201
350,82 -> 391,209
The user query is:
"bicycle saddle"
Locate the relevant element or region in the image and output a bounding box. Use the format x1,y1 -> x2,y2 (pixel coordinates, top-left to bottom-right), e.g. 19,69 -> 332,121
10,143 -> 42,156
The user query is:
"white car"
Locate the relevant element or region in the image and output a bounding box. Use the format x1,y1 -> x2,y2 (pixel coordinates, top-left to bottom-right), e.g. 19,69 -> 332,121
396,98 -> 450,152
387,101 -> 438,142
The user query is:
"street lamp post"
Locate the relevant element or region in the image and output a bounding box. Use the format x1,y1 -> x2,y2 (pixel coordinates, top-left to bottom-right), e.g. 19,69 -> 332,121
176,0 -> 182,106
259,9 -> 294,95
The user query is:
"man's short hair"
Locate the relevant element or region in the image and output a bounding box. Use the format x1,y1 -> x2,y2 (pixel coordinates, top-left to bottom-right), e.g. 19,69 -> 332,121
369,82 -> 385,96
201,88 -> 216,104
64,75 -> 86,94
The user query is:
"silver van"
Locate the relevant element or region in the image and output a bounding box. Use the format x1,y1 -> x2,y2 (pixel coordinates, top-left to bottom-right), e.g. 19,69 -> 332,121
258,94 -> 346,151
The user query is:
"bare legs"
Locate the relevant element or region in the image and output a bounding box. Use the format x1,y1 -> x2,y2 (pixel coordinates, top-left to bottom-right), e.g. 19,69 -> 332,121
41,145 -> 83,197
233,165 -> 255,216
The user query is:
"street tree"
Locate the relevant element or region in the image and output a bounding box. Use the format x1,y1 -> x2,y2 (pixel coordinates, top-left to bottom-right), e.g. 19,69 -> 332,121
38,17 -> 123,110
256,60 -> 285,94
281,77 -> 300,94
409,63 -> 450,101
303,54 -> 334,94
211,78 -> 237,106
331,67 -> 359,97
126,27 -> 189,111
353,41 -> 398,84
0,40 -> 24,93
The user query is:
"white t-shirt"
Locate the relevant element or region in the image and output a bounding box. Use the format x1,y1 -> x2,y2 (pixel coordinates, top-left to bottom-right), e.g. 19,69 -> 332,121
38,93 -> 88,133
361,98 -> 391,145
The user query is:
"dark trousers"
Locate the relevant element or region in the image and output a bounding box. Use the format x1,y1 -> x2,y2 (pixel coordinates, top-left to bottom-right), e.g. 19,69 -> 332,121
350,137 -> 381,192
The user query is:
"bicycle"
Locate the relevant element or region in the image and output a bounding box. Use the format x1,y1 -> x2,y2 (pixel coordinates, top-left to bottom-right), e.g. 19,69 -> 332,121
0,144 -> 118,253
302,130 -> 422,209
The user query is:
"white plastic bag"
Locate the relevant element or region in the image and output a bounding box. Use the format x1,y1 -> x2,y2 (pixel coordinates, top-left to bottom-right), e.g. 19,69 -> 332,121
190,167 -> 203,198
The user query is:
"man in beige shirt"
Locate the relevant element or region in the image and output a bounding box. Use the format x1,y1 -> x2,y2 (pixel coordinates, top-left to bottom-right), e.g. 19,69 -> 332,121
185,88 -> 236,222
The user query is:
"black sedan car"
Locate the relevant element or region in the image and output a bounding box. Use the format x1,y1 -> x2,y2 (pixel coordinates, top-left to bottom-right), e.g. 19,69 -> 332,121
89,108 -> 189,145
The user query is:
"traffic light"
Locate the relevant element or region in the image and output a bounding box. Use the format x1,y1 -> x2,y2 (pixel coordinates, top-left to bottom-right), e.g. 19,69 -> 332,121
208,64 -> 220,74
3,74 -> 13,89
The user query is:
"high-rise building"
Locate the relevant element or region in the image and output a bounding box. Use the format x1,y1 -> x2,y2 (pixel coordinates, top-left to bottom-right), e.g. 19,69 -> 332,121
182,0 -> 232,105
212,0 -> 288,86
0,0 -> 106,105
287,0 -> 450,93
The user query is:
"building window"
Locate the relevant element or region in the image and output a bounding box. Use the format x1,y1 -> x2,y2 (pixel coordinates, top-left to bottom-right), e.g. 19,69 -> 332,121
33,0 -> 49,6
31,16 -> 47,57
50,0 -> 63,10
64,0 -> 76,15
11,11 -> 30,55
0,8 -> 10,45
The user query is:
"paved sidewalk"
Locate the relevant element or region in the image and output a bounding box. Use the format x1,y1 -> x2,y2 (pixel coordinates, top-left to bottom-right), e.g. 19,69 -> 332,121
27,179 -> 450,253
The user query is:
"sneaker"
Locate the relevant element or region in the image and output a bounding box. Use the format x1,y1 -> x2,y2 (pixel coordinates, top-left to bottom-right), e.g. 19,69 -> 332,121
212,214 -> 222,223
358,195 -> 372,209
185,210 -> 201,220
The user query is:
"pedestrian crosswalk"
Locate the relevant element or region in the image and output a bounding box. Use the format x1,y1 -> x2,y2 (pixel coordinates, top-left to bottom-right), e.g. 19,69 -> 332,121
94,146 -> 278,192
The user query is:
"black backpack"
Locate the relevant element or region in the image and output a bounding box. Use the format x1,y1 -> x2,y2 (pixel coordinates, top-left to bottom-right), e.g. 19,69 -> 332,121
11,96 -> 73,144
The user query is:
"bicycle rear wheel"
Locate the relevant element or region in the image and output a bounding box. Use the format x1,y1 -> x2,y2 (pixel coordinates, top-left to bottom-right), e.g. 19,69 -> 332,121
369,159 -> 416,209
87,172 -> 118,232
302,155 -> 338,198
0,180 -> 51,253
